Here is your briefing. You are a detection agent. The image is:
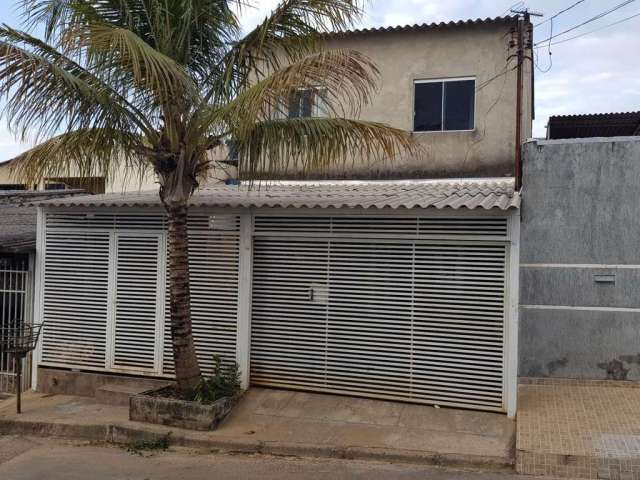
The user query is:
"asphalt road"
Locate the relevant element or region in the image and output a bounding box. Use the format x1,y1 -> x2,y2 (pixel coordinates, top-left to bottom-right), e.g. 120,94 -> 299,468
0,436 -> 529,480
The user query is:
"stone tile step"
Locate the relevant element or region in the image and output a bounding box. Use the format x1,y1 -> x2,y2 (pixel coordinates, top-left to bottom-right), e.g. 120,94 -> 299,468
95,382 -> 171,406
517,449 -> 640,479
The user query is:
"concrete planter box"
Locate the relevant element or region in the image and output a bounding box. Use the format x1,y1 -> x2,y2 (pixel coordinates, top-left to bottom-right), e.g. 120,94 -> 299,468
130,387 -> 238,431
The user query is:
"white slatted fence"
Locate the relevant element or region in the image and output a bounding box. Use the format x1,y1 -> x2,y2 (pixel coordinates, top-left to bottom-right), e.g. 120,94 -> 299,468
40,211 -> 240,378
163,215 -> 240,375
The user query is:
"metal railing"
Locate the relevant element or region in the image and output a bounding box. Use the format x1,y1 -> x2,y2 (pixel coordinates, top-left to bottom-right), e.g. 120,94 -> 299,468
0,254 -> 31,393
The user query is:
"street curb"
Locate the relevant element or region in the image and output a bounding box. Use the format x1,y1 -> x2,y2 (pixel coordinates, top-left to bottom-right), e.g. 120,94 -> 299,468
0,419 -> 515,471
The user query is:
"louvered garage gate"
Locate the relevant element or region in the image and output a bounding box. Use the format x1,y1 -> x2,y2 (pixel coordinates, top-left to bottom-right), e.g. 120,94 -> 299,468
38,212 -> 240,377
250,215 -> 511,412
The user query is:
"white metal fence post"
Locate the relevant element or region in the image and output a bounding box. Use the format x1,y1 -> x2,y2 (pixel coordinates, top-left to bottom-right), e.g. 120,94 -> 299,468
236,211 -> 254,390
505,210 -> 521,418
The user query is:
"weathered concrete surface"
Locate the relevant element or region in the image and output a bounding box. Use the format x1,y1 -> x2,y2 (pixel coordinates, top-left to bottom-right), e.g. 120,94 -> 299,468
38,367 -> 173,398
520,309 -> 640,379
0,436 -> 530,480
96,382 -> 173,406
0,388 -> 515,469
521,137 -> 640,265
520,267 -> 640,308
130,391 -> 237,430
519,137 -> 640,380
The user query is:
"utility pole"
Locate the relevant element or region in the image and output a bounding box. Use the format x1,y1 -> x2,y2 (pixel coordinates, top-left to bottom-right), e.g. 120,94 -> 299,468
511,9 -> 540,191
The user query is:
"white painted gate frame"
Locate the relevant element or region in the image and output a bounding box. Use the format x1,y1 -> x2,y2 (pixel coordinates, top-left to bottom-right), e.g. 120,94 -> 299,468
31,206 -> 520,417
106,231 -> 167,374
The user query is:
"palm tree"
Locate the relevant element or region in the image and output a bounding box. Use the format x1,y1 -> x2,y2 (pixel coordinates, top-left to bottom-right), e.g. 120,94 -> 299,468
0,0 -> 414,394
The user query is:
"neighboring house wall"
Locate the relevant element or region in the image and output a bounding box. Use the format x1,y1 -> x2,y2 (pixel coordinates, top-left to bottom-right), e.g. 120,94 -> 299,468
0,162 -> 28,189
519,137 -> 640,381
0,160 -> 158,193
289,19 -> 532,179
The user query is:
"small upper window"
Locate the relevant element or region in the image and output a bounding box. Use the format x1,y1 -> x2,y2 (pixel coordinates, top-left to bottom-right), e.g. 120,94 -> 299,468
287,88 -> 329,119
44,182 -> 68,191
414,78 -> 475,132
0,184 -> 26,191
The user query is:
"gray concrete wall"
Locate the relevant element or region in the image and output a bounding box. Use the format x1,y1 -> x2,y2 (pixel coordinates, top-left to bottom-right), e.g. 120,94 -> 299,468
519,137 -> 640,380
281,20 -> 533,179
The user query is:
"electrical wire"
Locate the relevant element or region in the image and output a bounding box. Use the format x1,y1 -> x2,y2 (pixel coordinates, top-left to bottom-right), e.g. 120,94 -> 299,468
534,0 -> 637,45
543,10 -> 640,46
535,0 -> 586,26
476,64 -> 519,91
535,16 -> 554,73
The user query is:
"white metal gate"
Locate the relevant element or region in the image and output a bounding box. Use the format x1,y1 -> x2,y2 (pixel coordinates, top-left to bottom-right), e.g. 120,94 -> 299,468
111,233 -> 165,373
250,215 -> 509,411
0,254 -> 31,393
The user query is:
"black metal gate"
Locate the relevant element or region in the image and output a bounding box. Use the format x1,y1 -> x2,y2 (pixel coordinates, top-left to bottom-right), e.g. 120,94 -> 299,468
0,254 -> 30,393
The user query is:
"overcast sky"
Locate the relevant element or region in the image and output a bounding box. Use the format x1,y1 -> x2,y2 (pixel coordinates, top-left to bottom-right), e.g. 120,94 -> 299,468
0,0 -> 638,161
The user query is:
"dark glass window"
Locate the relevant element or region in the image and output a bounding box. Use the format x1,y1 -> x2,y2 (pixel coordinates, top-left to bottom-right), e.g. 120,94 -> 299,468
287,88 -> 328,118
444,80 -> 475,130
414,82 -> 442,132
44,183 -> 67,190
414,79 -> 475,132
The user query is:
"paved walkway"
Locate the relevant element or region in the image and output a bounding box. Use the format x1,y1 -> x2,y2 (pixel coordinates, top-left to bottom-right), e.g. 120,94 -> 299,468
0,387 -> 515,468
0,435 -> 531,480
517,381 -> 640,479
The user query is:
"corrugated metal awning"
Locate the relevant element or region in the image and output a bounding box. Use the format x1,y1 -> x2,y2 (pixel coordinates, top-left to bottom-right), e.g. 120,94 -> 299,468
547,111 -> 640,139
325,16 -> 516,37
38,178 -> 520,211
0,190 -> 87,252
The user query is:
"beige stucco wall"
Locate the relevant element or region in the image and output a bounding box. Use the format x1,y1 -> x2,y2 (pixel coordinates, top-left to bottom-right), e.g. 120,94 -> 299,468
0,162 -> 19,186
0,159 -> 159,193
293,20 -> 533,179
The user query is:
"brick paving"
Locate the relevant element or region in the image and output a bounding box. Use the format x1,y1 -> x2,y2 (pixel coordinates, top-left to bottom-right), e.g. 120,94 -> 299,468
517,382 -> 640,479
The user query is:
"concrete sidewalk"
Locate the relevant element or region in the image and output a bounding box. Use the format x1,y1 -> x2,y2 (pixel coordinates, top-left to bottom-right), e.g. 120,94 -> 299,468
0,436 -> 531,480
0,388 -> 515,469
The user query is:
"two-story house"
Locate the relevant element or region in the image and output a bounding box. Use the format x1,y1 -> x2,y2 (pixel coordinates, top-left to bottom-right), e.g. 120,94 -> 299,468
25,16 -> 531,418
275,15 -> 533,179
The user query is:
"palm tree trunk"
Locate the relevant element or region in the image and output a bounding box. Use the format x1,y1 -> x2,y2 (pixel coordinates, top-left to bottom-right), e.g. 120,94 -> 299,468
166,202 -> 201,394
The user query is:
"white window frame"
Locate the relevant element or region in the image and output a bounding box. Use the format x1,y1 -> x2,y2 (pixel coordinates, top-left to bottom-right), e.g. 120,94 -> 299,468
276,86 -> 329,119
413,76 -> 476,133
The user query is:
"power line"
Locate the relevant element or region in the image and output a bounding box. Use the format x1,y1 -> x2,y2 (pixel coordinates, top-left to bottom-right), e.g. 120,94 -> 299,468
534,0 -> 637,46
543,10 -> 640,46
535,16 -> 554,73
535,0 -> 586,27
534,47 -> 553,73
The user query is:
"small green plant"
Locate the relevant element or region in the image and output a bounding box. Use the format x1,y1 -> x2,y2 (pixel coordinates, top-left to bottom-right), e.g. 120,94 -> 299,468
191,355 -> 241,405
126,432 -> 172,455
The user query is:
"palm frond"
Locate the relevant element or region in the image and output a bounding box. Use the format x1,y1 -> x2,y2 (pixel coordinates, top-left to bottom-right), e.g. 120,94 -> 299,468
208,0 -> 364,99
234,117 -> 416,180
20,0 -> 152,41
0,25 -> 154,142
9,128 -> 151,187
194,48 -> 379,142
65,22 -> 197,107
